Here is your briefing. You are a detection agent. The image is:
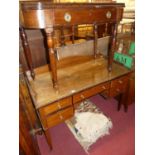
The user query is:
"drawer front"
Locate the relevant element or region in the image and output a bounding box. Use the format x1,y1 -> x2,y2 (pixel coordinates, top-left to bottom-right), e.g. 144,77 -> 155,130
111,75 -> 128,88
109,86 -> 126,97
54,8 -> 117,25
39,97 -> 72,116
73,82 -> 110,103
110,75 -> 129,97
46,107 -> 74,128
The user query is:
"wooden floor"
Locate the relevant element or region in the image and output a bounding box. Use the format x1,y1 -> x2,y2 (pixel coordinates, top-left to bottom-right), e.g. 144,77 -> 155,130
26,56 -> 130,109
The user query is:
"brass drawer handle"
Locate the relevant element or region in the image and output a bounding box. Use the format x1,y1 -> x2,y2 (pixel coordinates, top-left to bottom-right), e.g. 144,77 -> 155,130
59,112 -> 64,120
106,11 -> 112,19
102,86 -> 106,90
80,94 -> 85,99
116,88 -> 120,92
59,114 -> 63,120
57,103 -> 61,109
118,80 -> 123,84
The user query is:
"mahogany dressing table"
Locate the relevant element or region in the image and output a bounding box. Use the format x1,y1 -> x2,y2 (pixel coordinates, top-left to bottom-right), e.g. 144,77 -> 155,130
19,2 -> 132,150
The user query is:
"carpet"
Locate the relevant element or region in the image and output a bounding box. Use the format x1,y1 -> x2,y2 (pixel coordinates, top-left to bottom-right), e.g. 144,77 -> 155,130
65,100 -> 113,153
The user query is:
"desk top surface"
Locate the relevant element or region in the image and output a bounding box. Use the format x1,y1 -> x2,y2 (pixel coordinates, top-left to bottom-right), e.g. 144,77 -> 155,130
20,1 -> 125,28
27,57 -> 131,109
20,2 -> 125,10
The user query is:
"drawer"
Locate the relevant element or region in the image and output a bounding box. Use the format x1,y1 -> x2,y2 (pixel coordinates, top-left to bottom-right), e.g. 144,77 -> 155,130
39,97 -> 72,117
54,7 -> 117,25
109,85 -> 127,97
73,82 -> 110,103
111,75 -> 128,88
46,107 -> 74,128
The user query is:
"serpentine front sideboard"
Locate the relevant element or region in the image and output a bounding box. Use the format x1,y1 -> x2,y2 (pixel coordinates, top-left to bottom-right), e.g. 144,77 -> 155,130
19,1 -> 132,150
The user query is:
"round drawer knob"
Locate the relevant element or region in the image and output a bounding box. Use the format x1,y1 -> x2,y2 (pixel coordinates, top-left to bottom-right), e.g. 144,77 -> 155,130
106,11 -> 112,19
64,12 -> 71,22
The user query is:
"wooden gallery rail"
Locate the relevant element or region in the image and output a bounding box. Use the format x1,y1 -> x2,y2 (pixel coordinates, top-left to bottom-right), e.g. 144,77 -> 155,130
20,1 -> 126,150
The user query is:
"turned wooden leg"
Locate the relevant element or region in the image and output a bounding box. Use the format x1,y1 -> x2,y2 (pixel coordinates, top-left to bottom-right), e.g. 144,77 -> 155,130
94,24 -> 98,58
108,23 -> 117,72
19,27 -> 35,79
117,94 -> 122,111
60,26 -> 65,46
44,129 -> 52,150
45,28 -> 58,88
117,92 -> 128,112
72,25 -> 75,44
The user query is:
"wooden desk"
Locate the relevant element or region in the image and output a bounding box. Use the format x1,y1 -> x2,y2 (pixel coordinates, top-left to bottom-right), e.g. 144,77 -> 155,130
26,56 -> 132,149
19,1 -> 128,150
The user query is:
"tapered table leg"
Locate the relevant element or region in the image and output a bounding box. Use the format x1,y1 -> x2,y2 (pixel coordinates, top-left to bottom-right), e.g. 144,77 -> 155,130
60,26 -> 65,46
44,129 -> 52,150
108,23 -> 117,72
45,28 -> 58,88
20,27 -> 35,79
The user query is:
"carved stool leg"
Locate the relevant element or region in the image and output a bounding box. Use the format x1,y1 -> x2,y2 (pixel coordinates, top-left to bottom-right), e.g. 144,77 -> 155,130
44,129 -> 52,150
108,23 -> 117,72
19,27 -> 35,79
45,28 -> 58,88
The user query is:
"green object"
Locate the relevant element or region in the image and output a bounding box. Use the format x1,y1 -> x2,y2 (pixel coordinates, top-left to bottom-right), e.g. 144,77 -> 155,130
128,42 -> 135,55
114,52 -> 133,68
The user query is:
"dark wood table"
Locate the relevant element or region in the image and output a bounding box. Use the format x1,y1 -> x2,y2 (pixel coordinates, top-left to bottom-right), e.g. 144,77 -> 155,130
20,1 -> 125,88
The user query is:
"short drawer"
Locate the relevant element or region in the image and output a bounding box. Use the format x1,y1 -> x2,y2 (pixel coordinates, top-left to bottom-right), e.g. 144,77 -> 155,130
46,107 -> 74,128
39,97 -> 72,117
109,85 -> 127,97
111,75 -> 128,88
73,82 -> 110,103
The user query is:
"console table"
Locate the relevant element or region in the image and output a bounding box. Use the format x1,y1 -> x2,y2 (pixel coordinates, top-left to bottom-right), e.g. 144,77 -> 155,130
19,1 -> 129,150
20,1 -> 125,88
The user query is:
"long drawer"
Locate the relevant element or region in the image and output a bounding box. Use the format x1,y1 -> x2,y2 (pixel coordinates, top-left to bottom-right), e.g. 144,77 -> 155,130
54,7 -> 117,25
73,82 -> 110,103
